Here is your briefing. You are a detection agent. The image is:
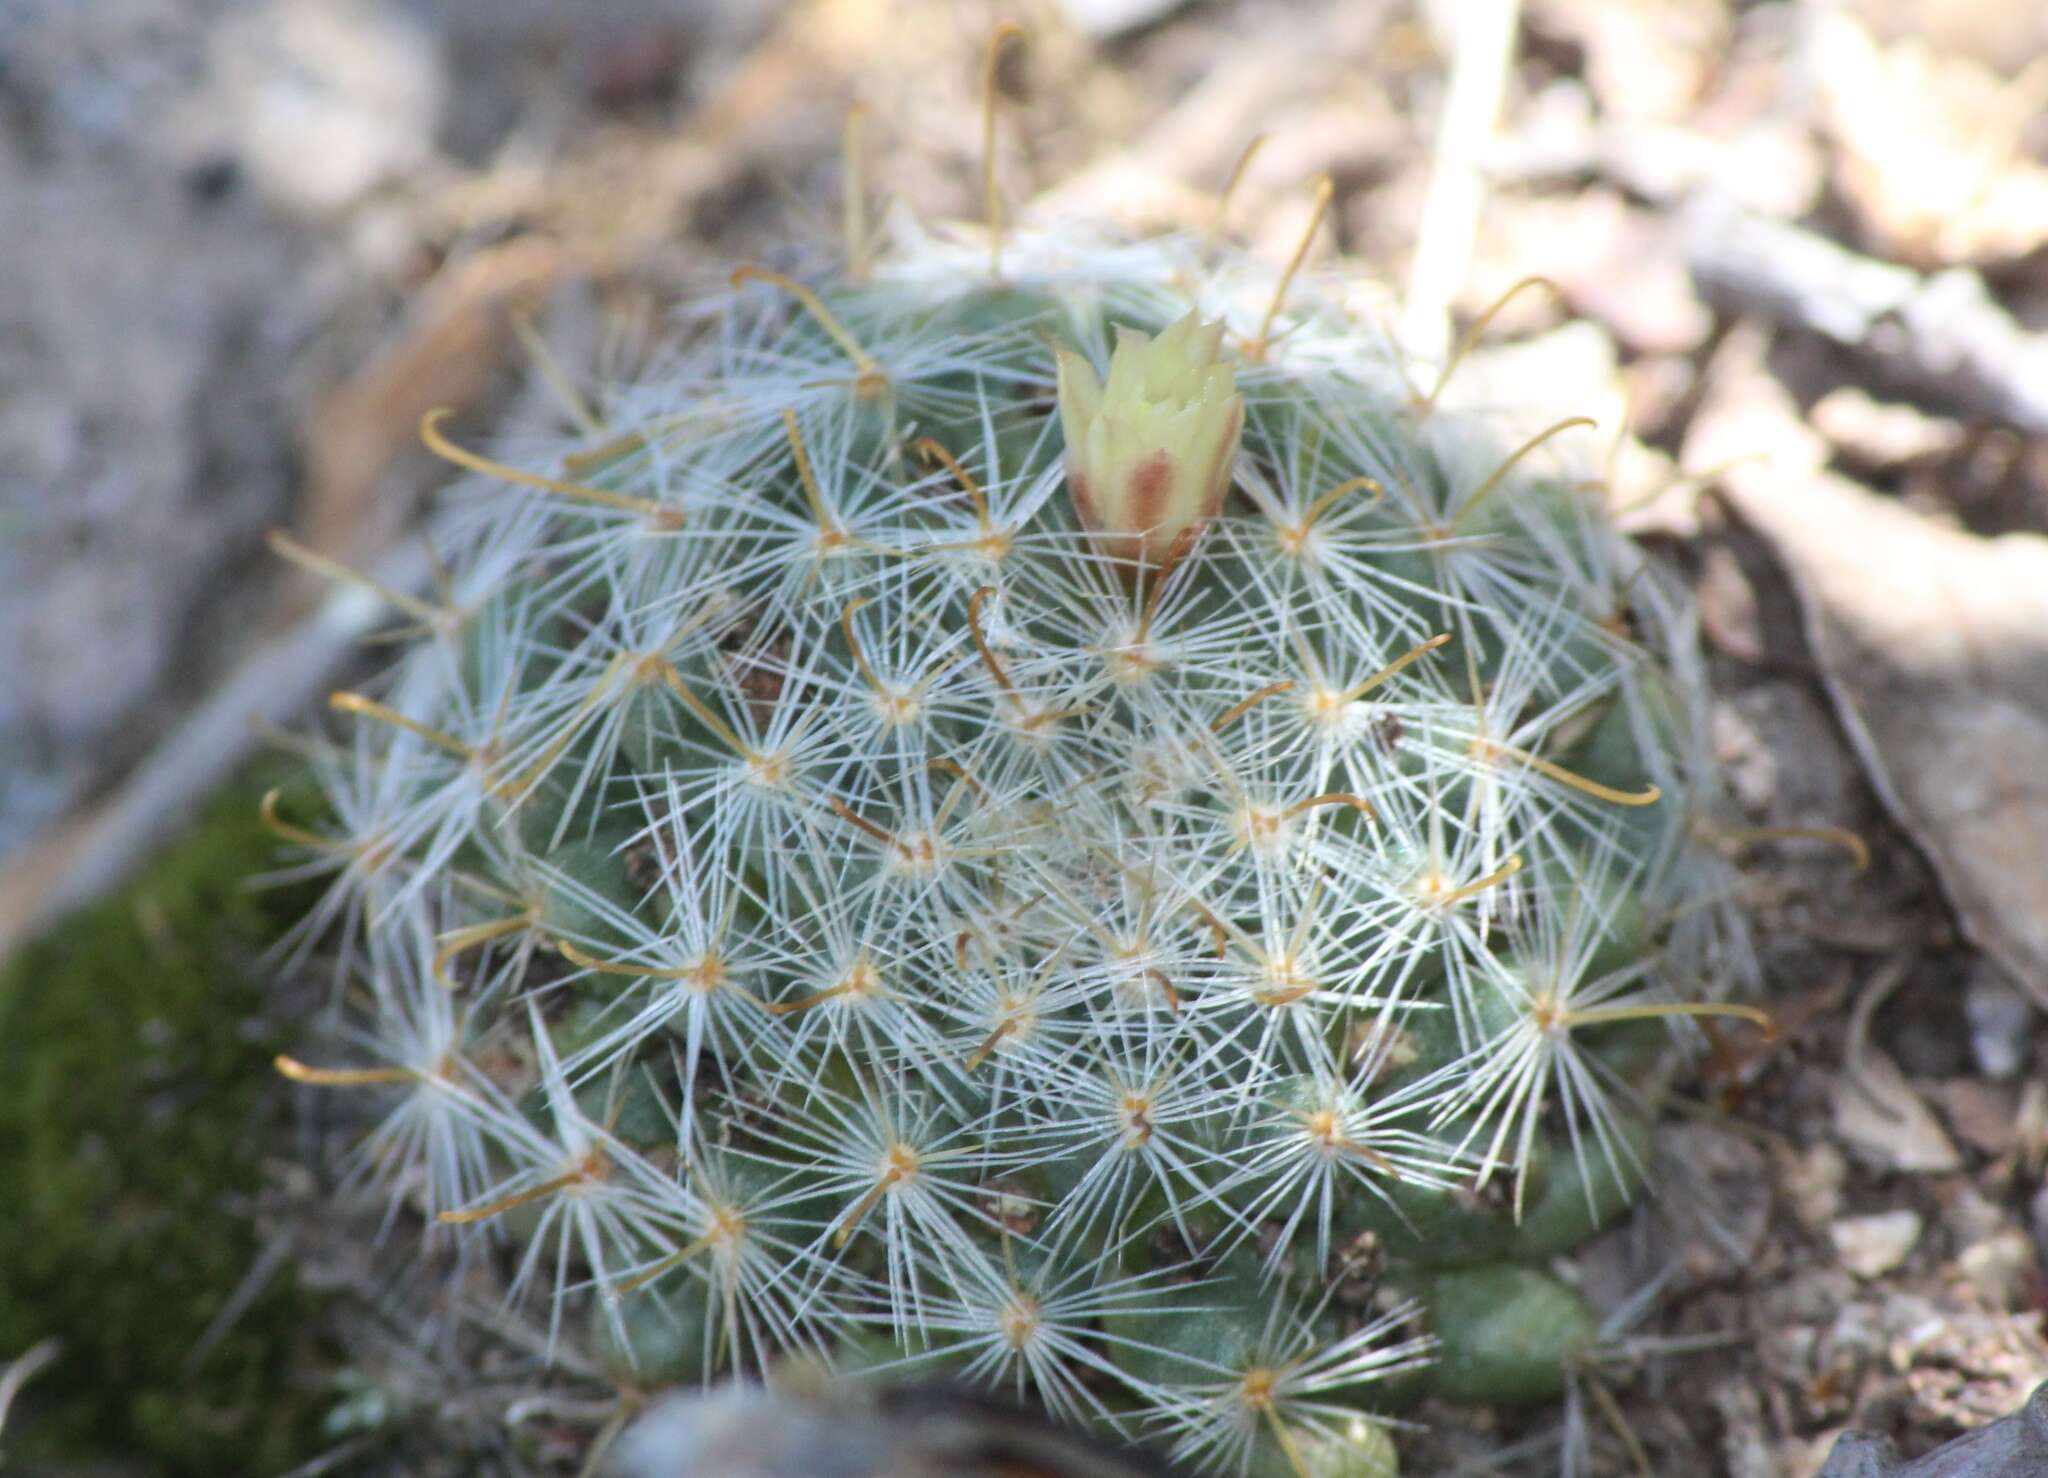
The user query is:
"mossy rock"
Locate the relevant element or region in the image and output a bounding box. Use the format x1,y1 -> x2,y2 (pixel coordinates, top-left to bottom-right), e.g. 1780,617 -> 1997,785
0,780 -> 328,1473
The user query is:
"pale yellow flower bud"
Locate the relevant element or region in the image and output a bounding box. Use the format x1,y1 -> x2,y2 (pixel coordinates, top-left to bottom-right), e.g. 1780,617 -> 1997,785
1055,311 -> 1244,567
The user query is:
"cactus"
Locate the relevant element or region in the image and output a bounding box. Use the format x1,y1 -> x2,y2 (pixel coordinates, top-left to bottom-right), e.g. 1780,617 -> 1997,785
269,122 -> 1762,1478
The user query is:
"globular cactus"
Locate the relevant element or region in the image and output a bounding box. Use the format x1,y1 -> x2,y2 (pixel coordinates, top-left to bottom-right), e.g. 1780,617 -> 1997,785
269,114 -> 1760,1478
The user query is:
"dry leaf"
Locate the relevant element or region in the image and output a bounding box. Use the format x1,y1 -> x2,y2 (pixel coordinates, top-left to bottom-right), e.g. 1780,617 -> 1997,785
1467,189 -> 1711,355
1526,0 -> 1729,126
1812,10 -> 2048,266
1696,338 -> 2048,1008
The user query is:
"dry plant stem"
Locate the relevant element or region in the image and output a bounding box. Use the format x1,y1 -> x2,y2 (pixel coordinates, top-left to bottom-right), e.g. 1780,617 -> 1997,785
1584,1366 -> 1653,1478
842,103 -> 873,283
1402,0 -> 1522,367
1719,824 -> 1871,872
0,1338 -> 63,1441
982,23 -> 1027,281
1206,133 -> 1269,254
1843,953 -> 1919,1122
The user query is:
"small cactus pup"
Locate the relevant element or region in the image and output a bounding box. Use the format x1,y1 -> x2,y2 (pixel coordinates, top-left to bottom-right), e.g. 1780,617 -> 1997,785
268,83 -> 1768,1478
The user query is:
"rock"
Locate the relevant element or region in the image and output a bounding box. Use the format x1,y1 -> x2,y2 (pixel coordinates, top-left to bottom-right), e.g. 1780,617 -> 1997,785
1781,1141 -> 1850,1233
1951,1231 -> 2035,1310
1832,1050 -> 1963,1174
1658,1121 -> 1772,1280
1831,1210 -> 1924,1279
1811,387 -> 1966,471
615,1379 -> 1178,1477
1525,0 -> 1730,126
1710,1377 -> 1777,1478
1887,1306 -> 2048,1426
2027,1184 -> 2048,1264
1818,1381 -> 2048,1476
1056,0 -> 1189,40
1937,1183 -> 2006,1249
0,9 -> 305,855
199,0 -> 443,218
1962,970 -> 2034,1080
1935,1079 -> 2018,1158
1818,1298 -> 1888,1379
1852,0 -> 2048,76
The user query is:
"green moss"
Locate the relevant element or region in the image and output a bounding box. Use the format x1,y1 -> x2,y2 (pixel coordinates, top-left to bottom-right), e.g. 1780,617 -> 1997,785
0,780 -> 327,1472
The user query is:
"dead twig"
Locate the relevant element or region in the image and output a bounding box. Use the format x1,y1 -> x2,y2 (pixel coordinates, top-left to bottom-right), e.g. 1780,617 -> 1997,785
1685,197 -> 2048,437
0,1338 -> 63,1446
1403,0 -> 1523,366
1842,952 -> 1918,1121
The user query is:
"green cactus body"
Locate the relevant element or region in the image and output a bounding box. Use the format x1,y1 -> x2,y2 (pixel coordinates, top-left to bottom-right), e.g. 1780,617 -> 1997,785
279,222 -> 1744,1474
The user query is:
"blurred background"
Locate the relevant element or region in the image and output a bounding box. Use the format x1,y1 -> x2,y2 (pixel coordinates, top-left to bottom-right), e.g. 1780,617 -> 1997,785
3,0 -> 2047,1472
